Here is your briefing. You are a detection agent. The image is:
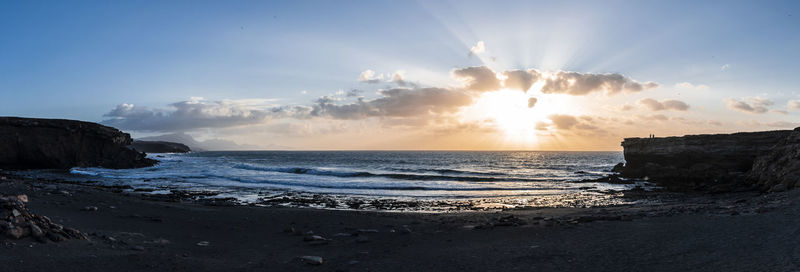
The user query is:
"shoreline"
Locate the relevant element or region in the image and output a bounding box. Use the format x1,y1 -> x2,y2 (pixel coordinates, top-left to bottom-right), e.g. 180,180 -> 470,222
3,174 -> 799,271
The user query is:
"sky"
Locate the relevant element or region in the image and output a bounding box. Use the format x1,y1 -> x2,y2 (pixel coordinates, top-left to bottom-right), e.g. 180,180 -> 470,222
1,0 -> 800,150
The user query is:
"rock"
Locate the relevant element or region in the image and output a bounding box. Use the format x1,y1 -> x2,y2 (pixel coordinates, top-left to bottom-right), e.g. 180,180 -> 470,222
196,241 -> 210,246
6,227 -> 25,239
129,140 -> 191,153
611,162 -> 625,173
15,194 -> 28,203
300,255 -> 324,265
46,231 -> 66,242
0,117 -> 157,169
770,183 -> 787,192
83,206 -> 99,212
29,224 -> 44,238
132,246 -> 145,251
749,128 -> 800,191
619,129 -> 794,191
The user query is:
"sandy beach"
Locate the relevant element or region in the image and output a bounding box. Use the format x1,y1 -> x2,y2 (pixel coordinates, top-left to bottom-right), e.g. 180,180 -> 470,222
2,174 -> 798,272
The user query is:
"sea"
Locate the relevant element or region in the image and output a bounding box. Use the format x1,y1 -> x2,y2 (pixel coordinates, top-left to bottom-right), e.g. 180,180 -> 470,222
21,151 -> 648,210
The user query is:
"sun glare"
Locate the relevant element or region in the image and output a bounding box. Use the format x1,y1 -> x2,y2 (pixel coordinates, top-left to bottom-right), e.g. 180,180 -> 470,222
462,89 -> 569,145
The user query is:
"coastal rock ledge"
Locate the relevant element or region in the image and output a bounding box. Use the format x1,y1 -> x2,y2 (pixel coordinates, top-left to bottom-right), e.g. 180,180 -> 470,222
0,117 -> 156,169
617,128 -> 800,192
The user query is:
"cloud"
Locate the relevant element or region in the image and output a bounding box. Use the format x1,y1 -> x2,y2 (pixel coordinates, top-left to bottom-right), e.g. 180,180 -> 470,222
707,120 -> 723,126
725,97 -> 773,113
527,97 -> 538,108
539,71 -> 658,96
359,69 -> 383,84
638,98 -> 690,111
310,87 -> 473,120
766,121 -> 800,128
788,100 -> 800,111
721,64 -> 731,71
346,89 -> 363,97
469,41 -> 485,55
637,114 -> 669,121
619,104 -> 634,111
675,82 -> 709,91
102,98 -> 275,131
452,66 -> 502,92
390,70 -> 416,87
503,69 -> 541,91
539,114 -> 599,131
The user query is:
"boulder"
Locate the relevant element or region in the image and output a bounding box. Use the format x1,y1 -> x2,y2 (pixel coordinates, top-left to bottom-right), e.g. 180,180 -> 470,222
0,117 -> 156,169
129,140 -> 191,153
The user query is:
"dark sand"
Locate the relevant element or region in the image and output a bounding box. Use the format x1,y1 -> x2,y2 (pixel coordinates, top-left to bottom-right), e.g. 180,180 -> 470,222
2,175 -> 799,272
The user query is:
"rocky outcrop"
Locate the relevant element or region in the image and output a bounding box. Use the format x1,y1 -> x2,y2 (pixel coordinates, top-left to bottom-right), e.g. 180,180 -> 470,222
0,117 -> 156,169
1,194 -> 87,242
130,140 -> 191,153
748,128 -> 800,192
617,130 -> 794,191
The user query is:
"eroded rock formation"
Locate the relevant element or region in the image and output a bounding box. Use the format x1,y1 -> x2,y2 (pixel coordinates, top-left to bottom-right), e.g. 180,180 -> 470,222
748,128 -> 800,192
130,140 -> 191,153
0,117 -> 156,169
617,129 -> 795,191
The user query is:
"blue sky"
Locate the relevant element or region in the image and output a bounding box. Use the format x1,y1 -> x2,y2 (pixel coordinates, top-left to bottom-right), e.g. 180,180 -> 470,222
1,1 -> 799,150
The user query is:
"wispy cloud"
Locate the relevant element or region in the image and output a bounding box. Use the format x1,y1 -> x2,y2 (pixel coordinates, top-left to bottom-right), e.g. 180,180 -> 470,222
638,98 -> 690,111
725,97 -> 773,114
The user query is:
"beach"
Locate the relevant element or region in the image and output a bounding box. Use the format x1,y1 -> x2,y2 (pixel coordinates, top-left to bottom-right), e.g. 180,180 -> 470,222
2,174 -> 798,272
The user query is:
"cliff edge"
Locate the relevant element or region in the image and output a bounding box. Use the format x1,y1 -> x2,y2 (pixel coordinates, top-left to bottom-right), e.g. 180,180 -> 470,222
617,129 -> 796,191
0,117 -> 156,169
130,140 -> 191,153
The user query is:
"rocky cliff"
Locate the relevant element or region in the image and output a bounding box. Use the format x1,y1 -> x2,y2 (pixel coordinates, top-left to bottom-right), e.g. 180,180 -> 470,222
130,140 -> 191,153
618,130 -> 794,191
0,117 -> 156,169
748,128 -> 800,192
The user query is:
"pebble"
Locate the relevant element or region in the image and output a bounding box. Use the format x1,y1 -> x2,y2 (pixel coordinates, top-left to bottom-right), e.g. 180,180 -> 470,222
132,246 -> 145,251
300,255 -> 324,265
15,195 -> 28,203
196,241 -> 210,246
83,206 -> 99,212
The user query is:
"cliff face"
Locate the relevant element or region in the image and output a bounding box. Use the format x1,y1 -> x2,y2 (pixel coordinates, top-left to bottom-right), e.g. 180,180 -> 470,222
619,130 -> 794,191
748,128 -> 800,191
130,140 -> 191,153
0,117 -> 157,169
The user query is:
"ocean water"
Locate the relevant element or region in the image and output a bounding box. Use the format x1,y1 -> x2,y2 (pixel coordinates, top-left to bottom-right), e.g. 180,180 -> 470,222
36,151 -> 640,201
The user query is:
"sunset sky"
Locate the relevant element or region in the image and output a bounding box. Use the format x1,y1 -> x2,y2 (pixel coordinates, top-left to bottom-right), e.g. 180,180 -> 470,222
2,1 -> 800,150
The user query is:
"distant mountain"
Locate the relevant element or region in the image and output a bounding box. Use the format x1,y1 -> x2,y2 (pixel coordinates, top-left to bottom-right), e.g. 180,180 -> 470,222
137,133 -> 291,151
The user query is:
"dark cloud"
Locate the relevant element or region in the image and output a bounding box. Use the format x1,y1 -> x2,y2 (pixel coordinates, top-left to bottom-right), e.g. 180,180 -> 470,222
452,66 -> 502,92
310,87 -> 473,120
540,71 -> 658,96
503,69 -> 541,91
102,98 -> 273,131
346,89 -> 364,97
725,97 -> 772,113
638,98 -> 690,111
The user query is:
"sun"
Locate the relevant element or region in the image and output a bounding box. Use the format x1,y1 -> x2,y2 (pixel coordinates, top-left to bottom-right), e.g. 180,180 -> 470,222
461,89 -> 568,144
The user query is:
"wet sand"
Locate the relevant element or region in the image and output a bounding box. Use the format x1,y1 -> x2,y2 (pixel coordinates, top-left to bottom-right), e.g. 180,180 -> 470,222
2,175 -> 799,272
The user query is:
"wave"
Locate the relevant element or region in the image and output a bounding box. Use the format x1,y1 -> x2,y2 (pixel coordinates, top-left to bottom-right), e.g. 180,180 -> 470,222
69,169 -> 99,176
232,164 -> 559,183
208,174 -> 561,191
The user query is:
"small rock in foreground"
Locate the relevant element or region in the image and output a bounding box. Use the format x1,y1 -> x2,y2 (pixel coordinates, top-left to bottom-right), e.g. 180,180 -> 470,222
300,255 -> 324,265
